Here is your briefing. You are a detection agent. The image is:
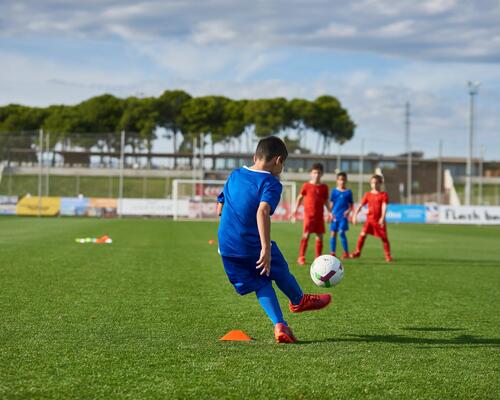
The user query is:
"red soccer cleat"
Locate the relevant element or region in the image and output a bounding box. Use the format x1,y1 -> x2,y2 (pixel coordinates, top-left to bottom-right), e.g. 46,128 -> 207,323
330,252 -> 336,257
385,255 -> 393,262
297,256 -> 306,265
289,293 -> 332,313
274,323 -> 298,343
350,251 -> 360,259
341,251 -> 350,259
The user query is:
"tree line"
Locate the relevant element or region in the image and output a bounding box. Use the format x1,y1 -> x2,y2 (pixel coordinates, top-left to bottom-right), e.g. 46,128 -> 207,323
0,90 -> 355,158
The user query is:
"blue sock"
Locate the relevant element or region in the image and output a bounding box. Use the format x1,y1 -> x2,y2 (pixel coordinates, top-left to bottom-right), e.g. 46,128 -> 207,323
340,231 -> 349,253
255,283 -> 285,325
330,235 -> 337,253
274,272 -> 303,306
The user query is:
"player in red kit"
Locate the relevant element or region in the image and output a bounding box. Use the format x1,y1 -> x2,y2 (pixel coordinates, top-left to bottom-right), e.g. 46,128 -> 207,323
351,174 -> 393,262
293,163 -> 330,265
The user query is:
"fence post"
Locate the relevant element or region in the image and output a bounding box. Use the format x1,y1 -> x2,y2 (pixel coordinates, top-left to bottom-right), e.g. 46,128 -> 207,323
118,130 -> 125,218
437,140 -> 443,204
45,132 -> 50,196
37,129 -> 43,217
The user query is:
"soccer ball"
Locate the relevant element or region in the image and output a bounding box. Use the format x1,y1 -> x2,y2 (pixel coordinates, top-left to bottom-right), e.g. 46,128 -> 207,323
310,255 -> 344,287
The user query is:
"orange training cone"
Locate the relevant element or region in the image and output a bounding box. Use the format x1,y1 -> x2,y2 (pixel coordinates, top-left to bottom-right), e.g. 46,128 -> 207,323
220,330 -> 253,341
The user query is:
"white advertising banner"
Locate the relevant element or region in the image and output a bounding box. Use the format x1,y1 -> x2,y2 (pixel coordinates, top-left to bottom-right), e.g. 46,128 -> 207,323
438,206 -> 500,225
119,198 -> 189,217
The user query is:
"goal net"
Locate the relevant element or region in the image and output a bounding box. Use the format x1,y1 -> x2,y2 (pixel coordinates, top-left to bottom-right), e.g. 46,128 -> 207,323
172,179 -> 296,221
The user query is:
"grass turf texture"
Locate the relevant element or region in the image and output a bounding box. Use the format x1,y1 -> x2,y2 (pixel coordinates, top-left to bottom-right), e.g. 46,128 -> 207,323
0,218 -> 498,399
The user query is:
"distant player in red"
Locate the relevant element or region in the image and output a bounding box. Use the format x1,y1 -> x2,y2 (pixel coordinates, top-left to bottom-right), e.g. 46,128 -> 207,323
352,174 -> 393,262
293,163 -> 329,265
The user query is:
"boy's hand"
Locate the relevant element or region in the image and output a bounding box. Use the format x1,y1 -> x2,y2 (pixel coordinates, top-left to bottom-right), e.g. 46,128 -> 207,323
256,248 -> 271,276
378,217 -> 385,227
343,210 -> 350,218
327,214 -> 333,222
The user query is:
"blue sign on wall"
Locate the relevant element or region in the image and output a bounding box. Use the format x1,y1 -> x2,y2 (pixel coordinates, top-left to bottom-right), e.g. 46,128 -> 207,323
60,197 -> 89,216
386,204 -> 426,223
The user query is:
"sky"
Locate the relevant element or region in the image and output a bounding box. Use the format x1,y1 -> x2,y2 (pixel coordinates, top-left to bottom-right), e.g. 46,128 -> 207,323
1,0 -> 499,159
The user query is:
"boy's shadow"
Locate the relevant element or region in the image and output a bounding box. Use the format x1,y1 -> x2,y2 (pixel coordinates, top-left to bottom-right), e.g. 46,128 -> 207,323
300,327 -> 500,347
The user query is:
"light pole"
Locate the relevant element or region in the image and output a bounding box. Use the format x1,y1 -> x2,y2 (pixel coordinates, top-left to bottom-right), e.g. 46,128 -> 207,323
405,102 -> 412,204
465,81 -> 480,206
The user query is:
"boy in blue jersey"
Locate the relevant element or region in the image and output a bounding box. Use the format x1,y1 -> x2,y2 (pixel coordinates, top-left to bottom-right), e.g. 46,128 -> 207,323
329,172 -> 354,259
217,136 -> 331,343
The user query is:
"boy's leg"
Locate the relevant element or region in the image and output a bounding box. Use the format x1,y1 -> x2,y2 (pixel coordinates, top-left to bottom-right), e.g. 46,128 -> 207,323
315,234 -> 323,258
298,232 -> 309,264
255,282 -> 286,325
340,230 -> 349,254
270,245 -> 331,312
274,271 -> 303,306
329,231 -> 337,255
379,229 -> 392,261
352,232 -> 367,257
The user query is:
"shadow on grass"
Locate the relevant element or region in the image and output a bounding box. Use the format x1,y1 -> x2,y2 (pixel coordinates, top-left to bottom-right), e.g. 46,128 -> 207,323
392,257 -> 499,268
301,334 -> 500,347
402,327 -> 465,332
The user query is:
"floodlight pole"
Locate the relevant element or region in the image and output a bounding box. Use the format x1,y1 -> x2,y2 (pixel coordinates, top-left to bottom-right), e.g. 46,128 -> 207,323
358,138 -> 364,202
405,102 -> 412,204
478,146 -> 484,205
118,130 -> 125,218
465,81 -> 480,206
336,142 -> 342,173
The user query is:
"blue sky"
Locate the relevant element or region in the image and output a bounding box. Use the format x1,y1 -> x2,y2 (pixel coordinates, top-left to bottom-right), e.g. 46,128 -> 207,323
1,0 -> 499,158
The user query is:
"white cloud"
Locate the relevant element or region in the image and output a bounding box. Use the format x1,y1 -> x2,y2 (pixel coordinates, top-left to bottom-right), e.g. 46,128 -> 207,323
1,0 -> 500,62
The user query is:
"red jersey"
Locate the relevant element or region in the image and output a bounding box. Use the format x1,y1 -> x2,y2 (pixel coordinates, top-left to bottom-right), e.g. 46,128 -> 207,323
361,191 -> 389,221
300,182 -> 328,219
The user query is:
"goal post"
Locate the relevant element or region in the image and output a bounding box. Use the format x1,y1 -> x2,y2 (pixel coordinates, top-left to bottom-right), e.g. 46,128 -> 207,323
172,178 -> 296,221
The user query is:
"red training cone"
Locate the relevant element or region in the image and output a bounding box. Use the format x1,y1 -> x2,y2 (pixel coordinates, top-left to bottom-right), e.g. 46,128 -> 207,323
220,330 -> 253,341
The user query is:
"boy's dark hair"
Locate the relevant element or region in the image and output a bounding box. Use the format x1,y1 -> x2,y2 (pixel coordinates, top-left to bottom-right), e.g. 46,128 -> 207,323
255,136 -> 288,162
371,174 -> 383,184
337,171 -> 347,180
311,163 -> 324,173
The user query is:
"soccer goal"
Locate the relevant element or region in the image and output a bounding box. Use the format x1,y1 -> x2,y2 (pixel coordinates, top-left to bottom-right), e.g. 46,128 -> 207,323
172,178 -> 296,221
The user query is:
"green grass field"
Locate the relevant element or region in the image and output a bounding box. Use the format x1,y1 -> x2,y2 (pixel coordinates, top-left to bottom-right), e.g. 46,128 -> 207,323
0,218 -> 498,399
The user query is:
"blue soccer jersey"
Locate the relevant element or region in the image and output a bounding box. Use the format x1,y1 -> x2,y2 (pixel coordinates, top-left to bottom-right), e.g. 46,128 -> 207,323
330,188 -> 354,221
218,166 -> 282,258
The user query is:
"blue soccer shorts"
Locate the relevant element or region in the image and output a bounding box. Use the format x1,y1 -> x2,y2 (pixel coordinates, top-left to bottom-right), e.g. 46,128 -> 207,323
221,242 -> 291,295
330,217 -> 349,233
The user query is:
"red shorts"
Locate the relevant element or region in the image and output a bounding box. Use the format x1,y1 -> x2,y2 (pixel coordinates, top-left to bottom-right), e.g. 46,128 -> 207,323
362,220 -> 388,239
303,216 -> 325,234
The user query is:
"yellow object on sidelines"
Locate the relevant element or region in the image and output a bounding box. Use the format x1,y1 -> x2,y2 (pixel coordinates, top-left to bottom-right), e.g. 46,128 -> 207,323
16,196 -> 61,216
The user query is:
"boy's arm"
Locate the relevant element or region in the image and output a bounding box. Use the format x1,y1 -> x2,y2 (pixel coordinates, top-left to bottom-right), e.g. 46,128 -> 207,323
256,202 -> 272,276
216,192 -> 224,216
292,194 -> 304,216
379,201 -> 388,226
352,194 -> 366,225
344,192 -> 354,217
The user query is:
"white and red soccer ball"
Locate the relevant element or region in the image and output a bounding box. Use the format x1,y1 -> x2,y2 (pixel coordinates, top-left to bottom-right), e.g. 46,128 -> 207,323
310,255 -> 344,287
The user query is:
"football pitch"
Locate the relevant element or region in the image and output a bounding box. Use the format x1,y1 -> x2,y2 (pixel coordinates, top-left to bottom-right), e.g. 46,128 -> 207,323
0,217 -> 498,399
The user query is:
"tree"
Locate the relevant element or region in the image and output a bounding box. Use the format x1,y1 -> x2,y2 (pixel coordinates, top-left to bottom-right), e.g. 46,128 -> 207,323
309,96 -> 355,154
77,94 -> 125,151
244,98 -> 292,138
156,90 -> 191,166
289,98 -> 315,152
118,97 -> 159,166
178,96 -> 225,154
0,105 -> 49,162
